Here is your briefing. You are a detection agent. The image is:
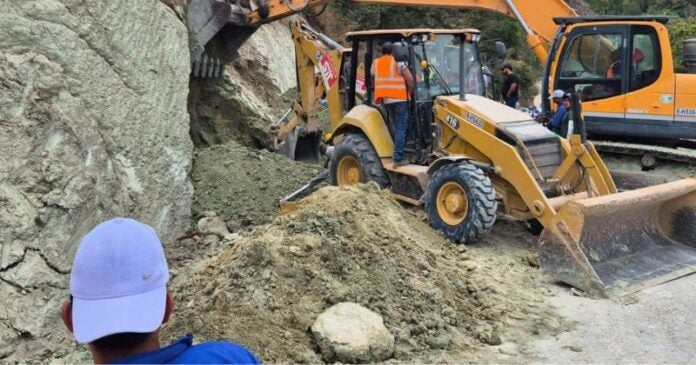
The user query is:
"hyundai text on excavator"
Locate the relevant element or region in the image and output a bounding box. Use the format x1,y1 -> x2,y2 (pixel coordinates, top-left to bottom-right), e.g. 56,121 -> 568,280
184,0 -> 696,297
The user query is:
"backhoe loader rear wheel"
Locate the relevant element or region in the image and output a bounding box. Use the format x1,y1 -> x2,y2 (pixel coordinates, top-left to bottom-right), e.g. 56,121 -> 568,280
425,163 -> 497,244
329,133 -> 389,188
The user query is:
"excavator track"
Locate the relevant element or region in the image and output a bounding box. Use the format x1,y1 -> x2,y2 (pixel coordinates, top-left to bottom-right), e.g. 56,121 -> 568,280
592,140 -> 696,166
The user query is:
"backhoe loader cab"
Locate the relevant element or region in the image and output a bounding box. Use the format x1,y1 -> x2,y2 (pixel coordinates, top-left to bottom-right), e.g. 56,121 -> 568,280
339,29 -> 486,164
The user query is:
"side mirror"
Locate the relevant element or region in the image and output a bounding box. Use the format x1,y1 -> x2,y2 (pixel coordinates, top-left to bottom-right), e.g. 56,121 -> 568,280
494,41 -> 507,60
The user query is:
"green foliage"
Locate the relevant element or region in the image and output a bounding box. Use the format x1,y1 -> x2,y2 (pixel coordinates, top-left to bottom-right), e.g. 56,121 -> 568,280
669,17 -> 696,70
327,0 -> 541,104
586,0 -> 696,16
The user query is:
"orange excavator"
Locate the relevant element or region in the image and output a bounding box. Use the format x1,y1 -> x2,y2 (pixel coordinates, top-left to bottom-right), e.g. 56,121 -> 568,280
187,0 -> 696,165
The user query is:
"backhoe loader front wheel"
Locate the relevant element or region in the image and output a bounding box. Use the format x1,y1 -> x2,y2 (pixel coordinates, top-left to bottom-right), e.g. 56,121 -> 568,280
425,163 -> 497,244
329,133 -> 389,188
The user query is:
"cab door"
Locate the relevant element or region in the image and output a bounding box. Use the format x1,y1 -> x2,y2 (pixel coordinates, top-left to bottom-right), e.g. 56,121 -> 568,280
553,24 -> 628,137
623,24 -> 676,140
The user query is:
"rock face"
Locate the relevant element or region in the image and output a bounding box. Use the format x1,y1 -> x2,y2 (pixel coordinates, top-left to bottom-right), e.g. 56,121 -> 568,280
311,302 -> 396,363
0,0 -> 192,360
188,21 -> 297,148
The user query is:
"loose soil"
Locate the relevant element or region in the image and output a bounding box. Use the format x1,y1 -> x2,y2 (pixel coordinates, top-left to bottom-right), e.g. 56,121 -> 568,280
164,183 -> 567,363
191,140 -> 321,225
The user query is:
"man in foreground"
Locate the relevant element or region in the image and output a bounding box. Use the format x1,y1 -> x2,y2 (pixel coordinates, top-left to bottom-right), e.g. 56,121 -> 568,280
61,217 -> 260,364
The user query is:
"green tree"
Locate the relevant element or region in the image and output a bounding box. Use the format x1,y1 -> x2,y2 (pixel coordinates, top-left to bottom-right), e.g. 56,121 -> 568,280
669,17 -> 696,70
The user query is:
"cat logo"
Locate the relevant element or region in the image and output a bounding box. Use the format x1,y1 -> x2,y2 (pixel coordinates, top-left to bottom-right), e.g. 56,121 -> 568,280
445,114 -> 459,129
465,112 -> 484,128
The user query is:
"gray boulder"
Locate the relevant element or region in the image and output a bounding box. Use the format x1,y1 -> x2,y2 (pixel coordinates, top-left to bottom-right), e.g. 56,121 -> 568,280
311,302 -> 395,363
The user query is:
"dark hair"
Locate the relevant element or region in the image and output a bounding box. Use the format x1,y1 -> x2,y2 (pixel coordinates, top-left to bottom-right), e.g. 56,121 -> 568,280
562,94 -> 572,100
92,332 -> 154,352
501,64 -> 513,71
381,41 -> 393,55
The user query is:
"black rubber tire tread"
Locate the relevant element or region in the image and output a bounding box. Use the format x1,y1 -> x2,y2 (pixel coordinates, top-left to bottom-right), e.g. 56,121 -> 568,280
329,133 -> 390,188
424,163 -> 497,244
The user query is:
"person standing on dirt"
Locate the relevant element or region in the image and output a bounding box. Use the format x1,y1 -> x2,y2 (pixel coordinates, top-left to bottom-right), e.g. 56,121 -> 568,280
371,41 -> 414,167
61,217 -> 260,364
501,64 -> 520,108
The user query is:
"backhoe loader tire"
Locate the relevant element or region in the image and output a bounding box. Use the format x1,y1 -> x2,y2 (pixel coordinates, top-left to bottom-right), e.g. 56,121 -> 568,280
425,163 -> 496,244
329,133 -> 389,188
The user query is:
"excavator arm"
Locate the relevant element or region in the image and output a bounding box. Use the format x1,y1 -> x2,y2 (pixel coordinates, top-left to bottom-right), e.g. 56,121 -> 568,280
272,19 -> 347,162
351,0 -> 578,62
186,0 -> 577,65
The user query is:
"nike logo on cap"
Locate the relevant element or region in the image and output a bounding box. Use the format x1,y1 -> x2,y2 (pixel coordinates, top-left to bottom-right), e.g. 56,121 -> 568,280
142,272 -> 153,280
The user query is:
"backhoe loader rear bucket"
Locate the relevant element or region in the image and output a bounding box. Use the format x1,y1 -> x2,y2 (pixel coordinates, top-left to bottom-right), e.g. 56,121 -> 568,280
539,178 -> 696,297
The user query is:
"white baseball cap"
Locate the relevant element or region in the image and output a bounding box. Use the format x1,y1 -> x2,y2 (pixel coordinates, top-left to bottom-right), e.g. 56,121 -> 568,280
69,217 -> 169,344
549,89 -> 565,99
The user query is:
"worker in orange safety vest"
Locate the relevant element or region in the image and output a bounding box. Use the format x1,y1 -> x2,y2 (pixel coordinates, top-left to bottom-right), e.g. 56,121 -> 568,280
371,41 -> 414,167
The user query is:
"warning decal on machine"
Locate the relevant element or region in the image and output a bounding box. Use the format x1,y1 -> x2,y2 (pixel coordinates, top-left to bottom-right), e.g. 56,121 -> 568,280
319,53 -> 338,89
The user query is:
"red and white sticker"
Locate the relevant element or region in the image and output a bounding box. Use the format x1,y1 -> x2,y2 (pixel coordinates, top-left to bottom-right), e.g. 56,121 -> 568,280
355,75 -> 367,95
319,53 -> 338,89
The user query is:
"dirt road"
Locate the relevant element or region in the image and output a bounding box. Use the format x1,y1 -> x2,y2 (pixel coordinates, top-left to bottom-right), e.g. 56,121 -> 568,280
524,275 -> 696,363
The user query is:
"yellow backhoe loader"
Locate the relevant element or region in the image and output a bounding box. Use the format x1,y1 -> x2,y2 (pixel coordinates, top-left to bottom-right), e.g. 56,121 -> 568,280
283,25 -> 695,297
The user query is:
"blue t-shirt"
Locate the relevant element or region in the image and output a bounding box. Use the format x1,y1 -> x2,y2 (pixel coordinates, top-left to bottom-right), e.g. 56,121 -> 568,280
112,334 -> 260,364
549,105 -> 567,129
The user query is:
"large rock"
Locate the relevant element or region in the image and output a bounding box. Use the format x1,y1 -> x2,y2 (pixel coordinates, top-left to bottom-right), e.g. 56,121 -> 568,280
311,302 -> 395,363
0,0 -> 192,360
188,21 -> 296,148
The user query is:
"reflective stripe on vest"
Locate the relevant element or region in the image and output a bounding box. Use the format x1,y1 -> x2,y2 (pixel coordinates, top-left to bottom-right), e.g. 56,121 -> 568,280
373,55 -> 408,101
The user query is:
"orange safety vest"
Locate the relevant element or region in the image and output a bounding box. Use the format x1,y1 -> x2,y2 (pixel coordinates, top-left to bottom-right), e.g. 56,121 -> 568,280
373,55 -> 408,102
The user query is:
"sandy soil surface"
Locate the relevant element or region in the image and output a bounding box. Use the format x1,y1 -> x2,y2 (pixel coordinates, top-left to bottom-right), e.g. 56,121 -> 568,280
163,184 -> 567,363
524,275 -> 696,363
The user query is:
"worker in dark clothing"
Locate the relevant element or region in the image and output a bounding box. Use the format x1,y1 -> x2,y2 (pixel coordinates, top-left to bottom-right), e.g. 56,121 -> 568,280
501,64 -> 520,108
557,94 -> 575,138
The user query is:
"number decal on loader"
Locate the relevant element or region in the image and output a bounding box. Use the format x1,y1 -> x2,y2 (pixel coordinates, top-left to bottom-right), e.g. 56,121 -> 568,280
445,114 -> 460,129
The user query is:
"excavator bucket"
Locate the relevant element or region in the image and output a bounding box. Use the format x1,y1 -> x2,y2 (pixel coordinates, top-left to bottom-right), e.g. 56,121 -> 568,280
539,178 -> 696,297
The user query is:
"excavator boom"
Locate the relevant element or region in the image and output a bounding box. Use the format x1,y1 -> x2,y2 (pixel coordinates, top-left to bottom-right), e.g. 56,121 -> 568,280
186,0 -> 577,64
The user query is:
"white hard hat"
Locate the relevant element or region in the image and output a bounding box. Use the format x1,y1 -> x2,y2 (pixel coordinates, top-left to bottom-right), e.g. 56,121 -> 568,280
549,89 -> 565,99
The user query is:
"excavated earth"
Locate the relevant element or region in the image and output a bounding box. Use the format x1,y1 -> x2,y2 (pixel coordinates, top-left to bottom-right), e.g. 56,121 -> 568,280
191,140 -> 322,225
163,184 -> 568,363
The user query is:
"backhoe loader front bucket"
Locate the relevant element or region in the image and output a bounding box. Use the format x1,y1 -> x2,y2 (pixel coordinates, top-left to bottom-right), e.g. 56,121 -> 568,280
539,178 -> 696,297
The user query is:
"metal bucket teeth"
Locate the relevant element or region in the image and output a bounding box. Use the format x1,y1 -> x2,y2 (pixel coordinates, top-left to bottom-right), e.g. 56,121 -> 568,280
191,54 -> 224,78
539,178 -> 696,297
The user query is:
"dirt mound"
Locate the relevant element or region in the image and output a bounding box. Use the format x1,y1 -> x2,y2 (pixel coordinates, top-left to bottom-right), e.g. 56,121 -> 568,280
166,184 -> 566,363
192,141 -> 321,225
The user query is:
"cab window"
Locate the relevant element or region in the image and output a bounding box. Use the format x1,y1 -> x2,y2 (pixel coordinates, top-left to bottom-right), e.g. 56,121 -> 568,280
557,32 -> 623,101
629,26 -> 661,92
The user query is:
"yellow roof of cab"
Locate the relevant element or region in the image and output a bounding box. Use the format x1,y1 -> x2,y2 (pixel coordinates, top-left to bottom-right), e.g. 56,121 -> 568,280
345,28 -> 480,40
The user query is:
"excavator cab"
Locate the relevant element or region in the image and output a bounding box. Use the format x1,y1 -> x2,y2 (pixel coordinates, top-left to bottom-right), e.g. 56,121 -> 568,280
545,16 -> 696,143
